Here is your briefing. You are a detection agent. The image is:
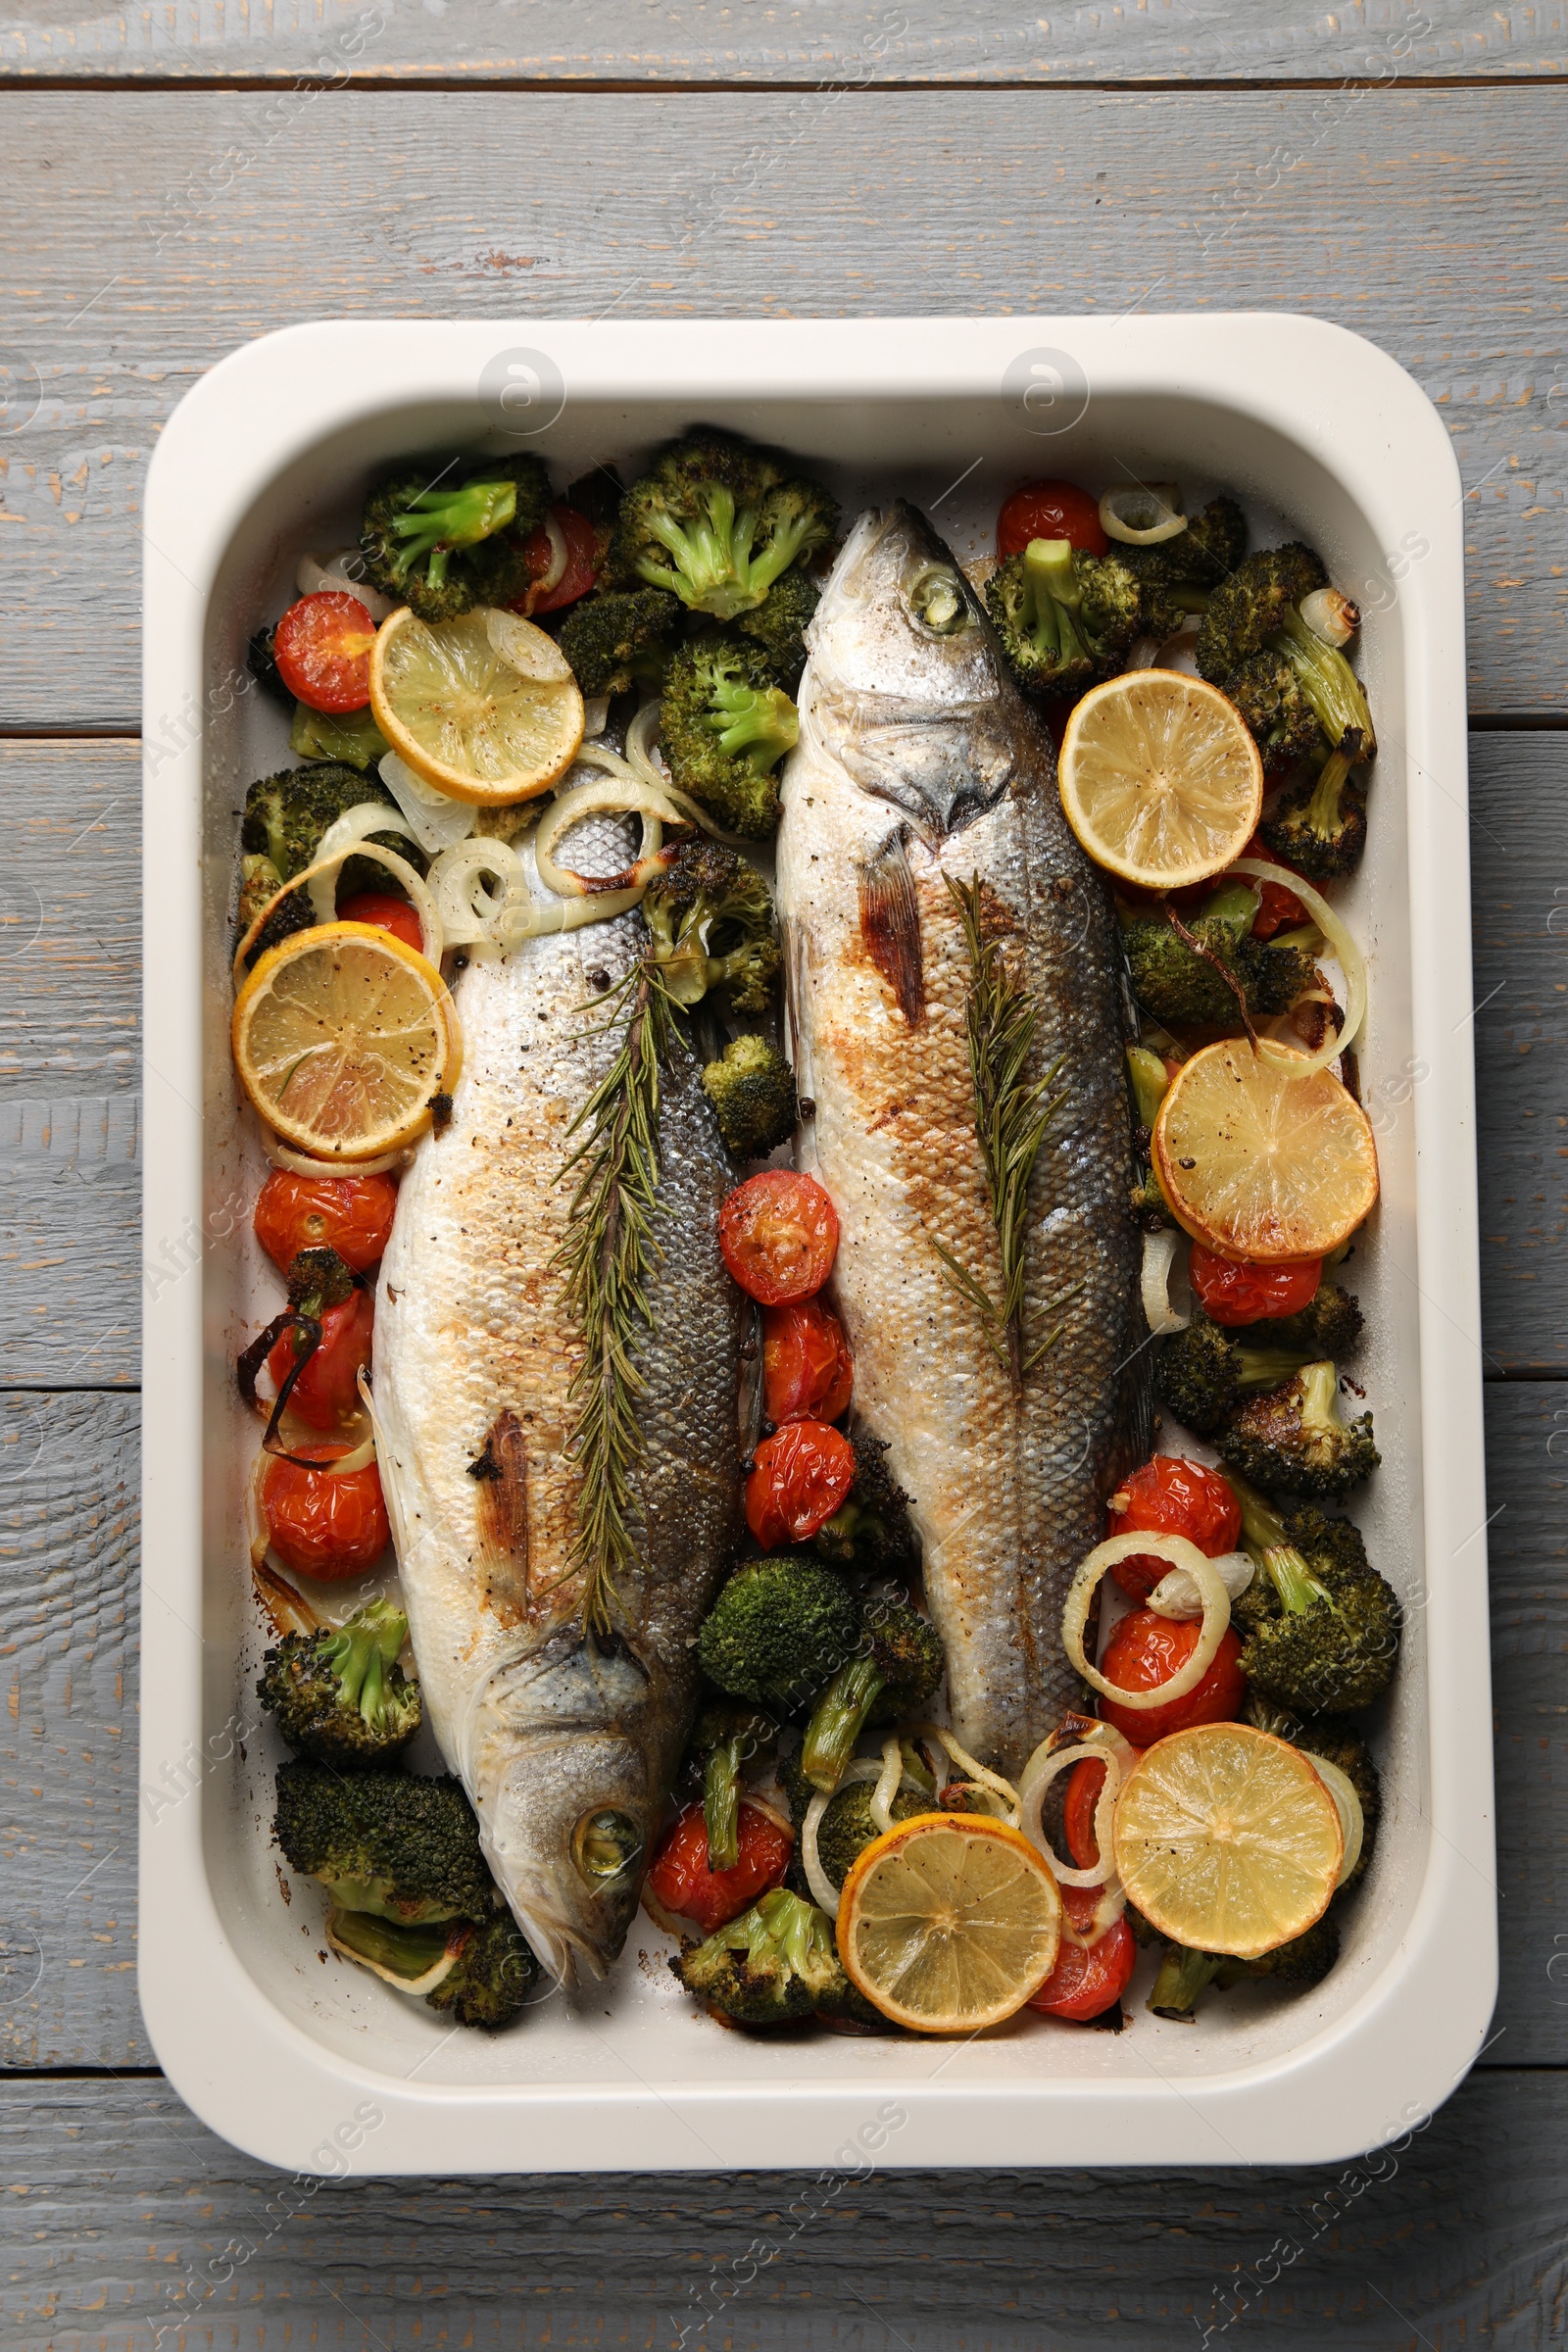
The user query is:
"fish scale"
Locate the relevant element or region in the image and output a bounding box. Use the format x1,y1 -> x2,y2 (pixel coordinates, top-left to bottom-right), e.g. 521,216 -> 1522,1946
778,504 -> 1152,1777
372,821 -> 744,1984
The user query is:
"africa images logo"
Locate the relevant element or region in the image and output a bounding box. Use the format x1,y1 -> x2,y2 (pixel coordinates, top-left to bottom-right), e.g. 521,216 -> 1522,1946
1002,347 -> 1091,437
477,347 -> 567,439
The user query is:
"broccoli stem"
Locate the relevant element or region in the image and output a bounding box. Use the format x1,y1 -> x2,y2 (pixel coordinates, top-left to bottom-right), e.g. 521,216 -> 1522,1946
1231,1472 -> 1334,1616
703,1738 -> 745,1873
1126,1045 -> 1170,1131
1235,1342 -> 1318,1393
322,1600 -> 408,1730
328,1908 -> 457,1985
1305,739 -> 1357,835
801,1657 -> 888,1793
1276,607 -> 1375,753
1024,538 -> 1091,665
709,678 -> 799,772
389,479 -> 518,578
1151,1943 -> 1223,2019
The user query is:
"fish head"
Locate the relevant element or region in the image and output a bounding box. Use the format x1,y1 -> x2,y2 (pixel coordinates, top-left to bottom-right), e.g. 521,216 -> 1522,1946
465,1629 -> 666,1984
803,501 -> 1020,835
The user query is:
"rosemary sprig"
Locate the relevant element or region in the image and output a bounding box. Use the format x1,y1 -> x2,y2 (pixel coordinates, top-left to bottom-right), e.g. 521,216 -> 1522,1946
553,959 -> 673,1637
936,873 -> 1069,1390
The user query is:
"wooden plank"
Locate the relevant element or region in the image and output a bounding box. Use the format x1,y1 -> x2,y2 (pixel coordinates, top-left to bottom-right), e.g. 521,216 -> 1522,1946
5,1383 -> 1556,2069
0,742 -> 138,1387
0,87 -> 1564,726
0,2067 -> 1562,2348
1,0 -> 1562,85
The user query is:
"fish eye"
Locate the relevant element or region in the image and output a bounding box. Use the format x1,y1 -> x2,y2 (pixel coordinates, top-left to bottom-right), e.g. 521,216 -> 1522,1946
573,1808 -> 644,1886
907,564 -> 969,636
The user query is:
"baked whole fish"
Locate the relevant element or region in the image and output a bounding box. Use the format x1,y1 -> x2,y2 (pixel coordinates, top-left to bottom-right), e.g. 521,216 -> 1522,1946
371,837 -> 744,1983
776,503 -> 1151,1777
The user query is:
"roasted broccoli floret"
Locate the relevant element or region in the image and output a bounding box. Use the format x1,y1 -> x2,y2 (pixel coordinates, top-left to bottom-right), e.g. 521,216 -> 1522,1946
1120,494 -> 1249,594
360,454 -> 549,620
288,702 -> 390,773
813,1432 -> 919,1572
1219,1360 -> 1379,1501
674,1886 -> 848,2027
238,761 -> 415,950
1231,1480 -> 1399,1713
1156,1313 -> 1327,1436
701,1033 -> 798,1156
985,538 -> 1145,698
1243,1691 -> 1382,1887
799,1596 -> 945,1791
783,1767 -> 928,1896
660,634 -> 799,839
696,1555 -> 859,1716
1235,1280 -> 1364,1361
1274,604 -> 1376,759
642,841 -> 781,1017
609,428 -> 837,621
1121,881 -> 1318,1030
273,1760 -> 496,1926
733,561 -> 819,686
1224,649 -> 1326,766
554,587 -> 683,699
258,1597 -> 420,1769
1196,542 -> 1328,684
1150,1917 -> 1340,2019
685,1699 -> 776,1872
326,1906 -> 538,2030
1261,739 -> 1370,882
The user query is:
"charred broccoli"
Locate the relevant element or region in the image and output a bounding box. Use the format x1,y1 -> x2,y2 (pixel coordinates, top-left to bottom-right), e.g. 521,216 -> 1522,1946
554,586 -> 683,699
1156,1313 -> 1328,1437
642,841 -> 781,1017
685,1698 -> 776,1872
985,538 -> 1145,698
258,1597 -> 420,1769
1196,542 -> 1328,685
799,1595 -> 945,1791
701,1034 -> 798,1156
1238,1280 -> 1364,1361
1261,739 -> 1370,882
1243,1691 -> 1382,1887
360,453 -> 549,620
238,762 -> 415,954
288,702 -> 390,773
696,1554 -> 858,1716
1219,1360 -> 1379,1500
1224,649 -> 1326,766
1120,494 -> 1248,594
813,1432 -> 919,1571
673,1886 -> 850,2027
609,428 -> 837,621
273,1760 -> 496,1926
781,1762 -> 927,1897
1150,1917 -> 1340,2019
327,1906 -> 538,2030
1231,1479 -> 1399,1713
1121,881 -> 1318,1030
733,561 -> 819,685
660,634 -> 799,839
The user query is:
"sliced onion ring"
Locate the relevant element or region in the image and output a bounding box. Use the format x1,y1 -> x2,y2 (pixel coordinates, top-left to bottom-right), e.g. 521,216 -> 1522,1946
803,1758 -> 930,1920
535,777 -> 671,897
232,839 -> 443,989
1147,1548 -> 1253,1620
1062,1532 -> 1232,1709
1017,1725 -> 1136,1889
535,512 -> 567,595
908,1722 -> 1021,1824
261,1129 -> 414,1179
311,801 -> 423,923
427,836 -> 529,948
871,1736 -> 904,1833
1305,1752 -> 1365,1887
1229,858 -> 1367,1076
1100,483 -> 1187,546
1141,1228 -> 1190,1335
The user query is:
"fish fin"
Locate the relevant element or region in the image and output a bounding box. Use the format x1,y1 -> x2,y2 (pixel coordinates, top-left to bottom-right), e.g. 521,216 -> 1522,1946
467,1408 -> 531,1629
857,824 -> 927,1027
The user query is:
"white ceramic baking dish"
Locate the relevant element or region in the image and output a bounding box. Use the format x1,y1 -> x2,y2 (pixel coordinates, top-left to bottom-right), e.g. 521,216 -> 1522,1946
140,315 -> 1492,2175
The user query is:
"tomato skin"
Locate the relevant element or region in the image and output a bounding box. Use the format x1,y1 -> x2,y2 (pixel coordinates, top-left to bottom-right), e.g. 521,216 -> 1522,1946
1027,1888 -> 1136,2021
719,1171 -> 839,1305
1236,833 -> 1310,938
263,1443 -> 391,1581
762,1299 -> 853,1426
272,592 -> 377,712
268,1288 -> 374,1431
1064,1757 -> 1107,1869
745,1420 -> 856,1547
1188,1243 -> 1323,1327
998,479 -> 1107,562
336,891 -> 422,954
254,1171 -> 398,1276
517,505 -> 600,615
646,1798 -> 793,1935
1105,1454 -> 1243,1600
1098,1612 -> 1247,1747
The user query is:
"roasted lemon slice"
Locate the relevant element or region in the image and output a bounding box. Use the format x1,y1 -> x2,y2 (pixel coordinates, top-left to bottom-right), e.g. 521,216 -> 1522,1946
1152,1037 -> 1379,1261
836,1814 -> 1061,2033
232,921 -> 458,1159
1112,1723 -> 1343,1960
368,604 -> 584,805
1058,669 -> 1262,889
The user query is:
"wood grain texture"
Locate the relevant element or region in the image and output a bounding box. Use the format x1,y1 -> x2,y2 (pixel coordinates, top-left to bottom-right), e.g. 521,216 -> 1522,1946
1,0 -> 1562,85
0,87 -> 1564,727
1,2068 -> 1563,2350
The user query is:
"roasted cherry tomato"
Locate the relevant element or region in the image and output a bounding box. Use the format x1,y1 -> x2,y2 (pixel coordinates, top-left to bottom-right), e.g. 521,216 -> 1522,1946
1064,1756 -> 1108,1869
517,504 -> 600,615
337,891 -> 423,954
268,1287 -> 374,1431
271,591 -> 377,712
762,1298 -> 854,1426
262,1442 -> 391,1581
1027,1886 -> 1137,2022
719,1170 -> 839,1305
997,479 -> 1107,562
1105,1454 -> 1243,1600
254,1171 -> 398,1276
1188,1244 -> 1323,1327
745,1419 -> 856,1547
646,1797 -> 793,1935
1098,1610 -> 1247,1748
1236,832 -> 1310,937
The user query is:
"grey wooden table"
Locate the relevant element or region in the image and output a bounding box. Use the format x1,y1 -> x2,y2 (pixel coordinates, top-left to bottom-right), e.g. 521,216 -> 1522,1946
2,7 -> 1565,2343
